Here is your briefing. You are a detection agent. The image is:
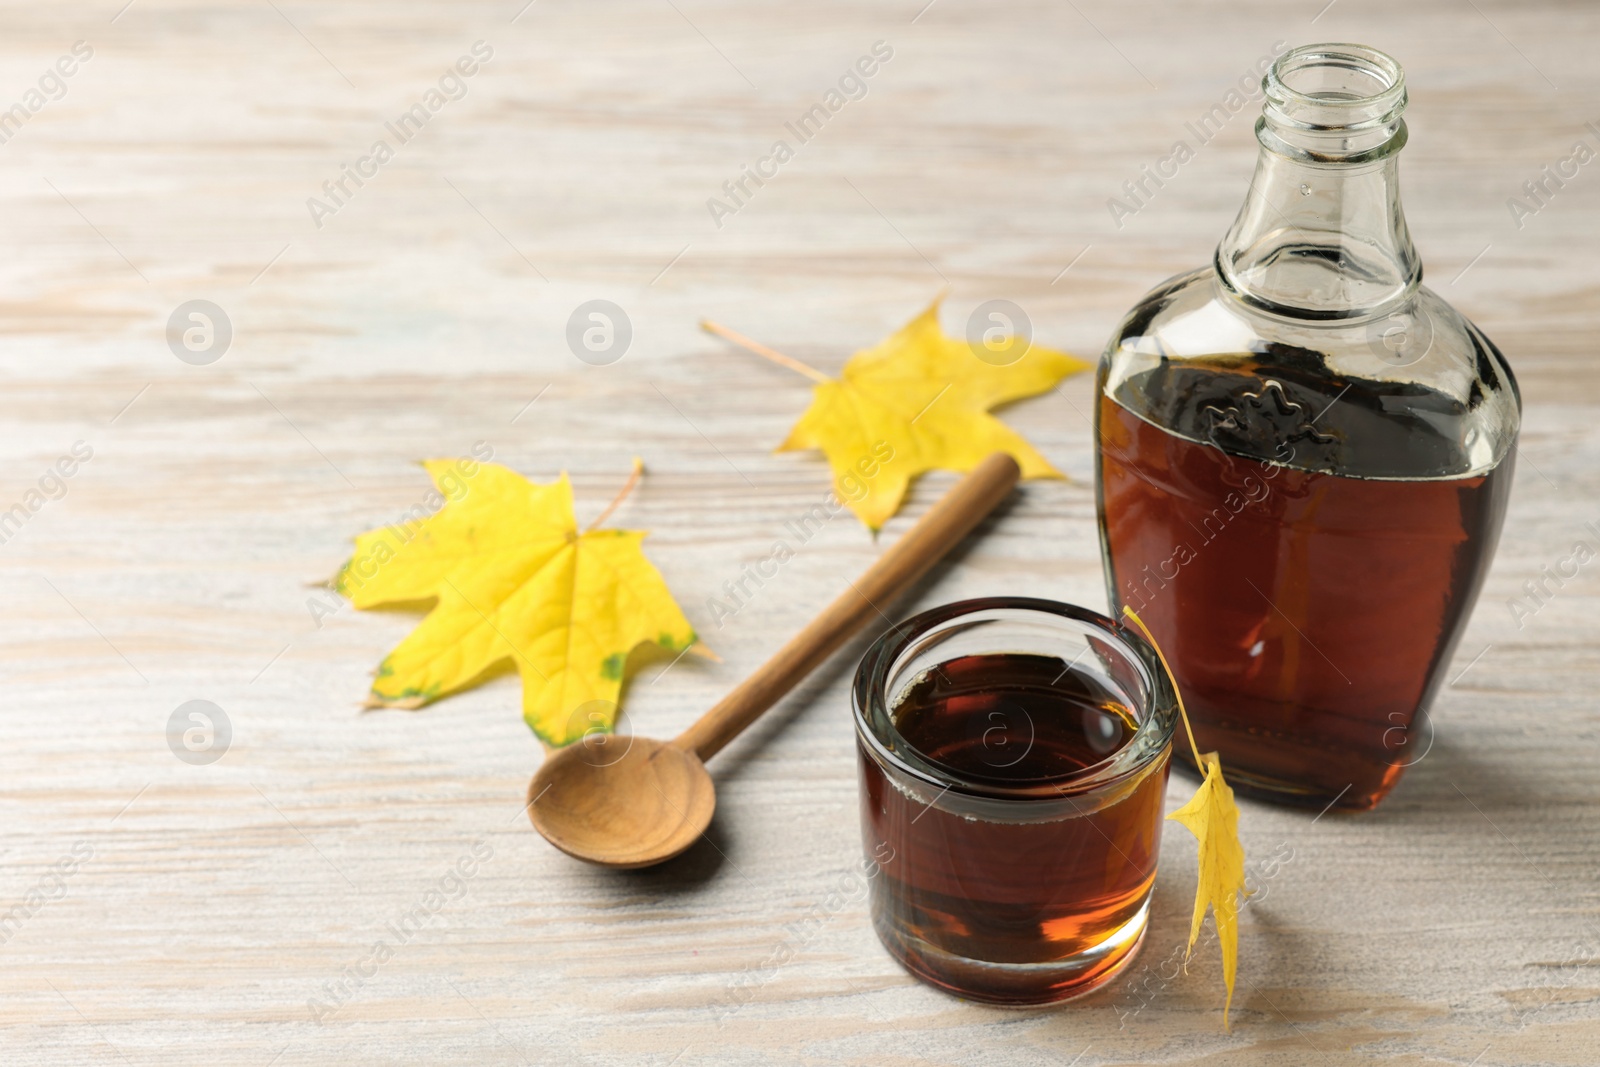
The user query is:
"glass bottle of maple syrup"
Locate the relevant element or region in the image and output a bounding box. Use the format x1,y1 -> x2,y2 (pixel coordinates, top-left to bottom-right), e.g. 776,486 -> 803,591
1094,44 -> 1520,812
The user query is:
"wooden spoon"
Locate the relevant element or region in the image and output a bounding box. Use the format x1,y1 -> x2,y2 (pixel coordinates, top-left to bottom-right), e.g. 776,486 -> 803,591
528,451 -> 1022,868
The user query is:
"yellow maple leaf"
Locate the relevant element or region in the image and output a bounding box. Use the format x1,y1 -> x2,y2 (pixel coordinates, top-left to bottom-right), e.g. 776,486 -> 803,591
1167,751 -> 1247,1027
1123,606 -> 1249,1030
710,298 -> 1089,530
335,458 -> 697,746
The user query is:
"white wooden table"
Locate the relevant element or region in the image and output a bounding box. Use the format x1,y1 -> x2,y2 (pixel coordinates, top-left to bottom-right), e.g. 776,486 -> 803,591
3,1 -> 1598,1063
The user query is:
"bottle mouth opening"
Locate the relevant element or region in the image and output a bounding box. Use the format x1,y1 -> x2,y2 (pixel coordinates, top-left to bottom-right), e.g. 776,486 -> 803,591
1258,43 -> 1408,163
1265,43 -> 1406,132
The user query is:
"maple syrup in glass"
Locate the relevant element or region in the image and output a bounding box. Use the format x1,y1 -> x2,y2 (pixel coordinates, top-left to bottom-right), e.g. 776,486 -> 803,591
854,599 -> 1176,1005
1095,45 -> 1519,812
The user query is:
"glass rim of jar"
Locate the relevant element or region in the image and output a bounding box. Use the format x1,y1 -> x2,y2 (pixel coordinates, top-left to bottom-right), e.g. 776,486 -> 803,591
852,597 -> 1179,803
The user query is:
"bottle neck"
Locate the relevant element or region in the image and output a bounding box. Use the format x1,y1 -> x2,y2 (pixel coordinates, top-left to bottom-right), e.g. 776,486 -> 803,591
1215,44 -> 1420,321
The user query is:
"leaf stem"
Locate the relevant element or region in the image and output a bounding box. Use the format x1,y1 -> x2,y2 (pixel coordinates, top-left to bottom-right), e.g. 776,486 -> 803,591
1122,606 -> 1205,768
700,319 -> 831,384
585,457 -> 645,533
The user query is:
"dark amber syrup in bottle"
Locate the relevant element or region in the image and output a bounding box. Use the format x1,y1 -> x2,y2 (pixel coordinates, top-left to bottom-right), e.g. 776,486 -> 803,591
1098,356 -> 1512,810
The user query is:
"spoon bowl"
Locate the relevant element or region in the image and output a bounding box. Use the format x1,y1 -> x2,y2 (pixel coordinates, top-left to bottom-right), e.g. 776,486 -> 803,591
528,735 -> 714,869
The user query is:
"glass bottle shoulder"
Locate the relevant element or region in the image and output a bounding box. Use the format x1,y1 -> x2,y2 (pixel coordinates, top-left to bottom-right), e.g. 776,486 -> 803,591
1099,265 -> 1520,480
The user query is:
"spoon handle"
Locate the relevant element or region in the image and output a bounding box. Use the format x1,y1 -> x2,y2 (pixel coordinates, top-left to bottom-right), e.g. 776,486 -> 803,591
674,451 -> 1022,761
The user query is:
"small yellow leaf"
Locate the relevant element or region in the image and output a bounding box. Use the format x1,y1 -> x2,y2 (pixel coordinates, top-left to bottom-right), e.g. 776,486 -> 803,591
335,460 -> 697,746
1123,606 -> 1248,1030
779,298 -> 1090,530
1166,751 -> 1248,1028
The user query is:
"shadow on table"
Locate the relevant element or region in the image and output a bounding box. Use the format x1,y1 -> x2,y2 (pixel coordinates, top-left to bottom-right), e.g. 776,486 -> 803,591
621,814 -> 730,890
1371,728 -> 1543,820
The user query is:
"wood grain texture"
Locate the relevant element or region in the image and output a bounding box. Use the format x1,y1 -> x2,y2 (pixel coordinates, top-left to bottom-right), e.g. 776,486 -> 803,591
0,1 -> 1597,1065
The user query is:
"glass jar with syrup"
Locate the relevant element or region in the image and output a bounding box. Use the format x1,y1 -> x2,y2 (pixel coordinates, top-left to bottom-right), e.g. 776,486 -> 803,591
1095,44 -> 1520,811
